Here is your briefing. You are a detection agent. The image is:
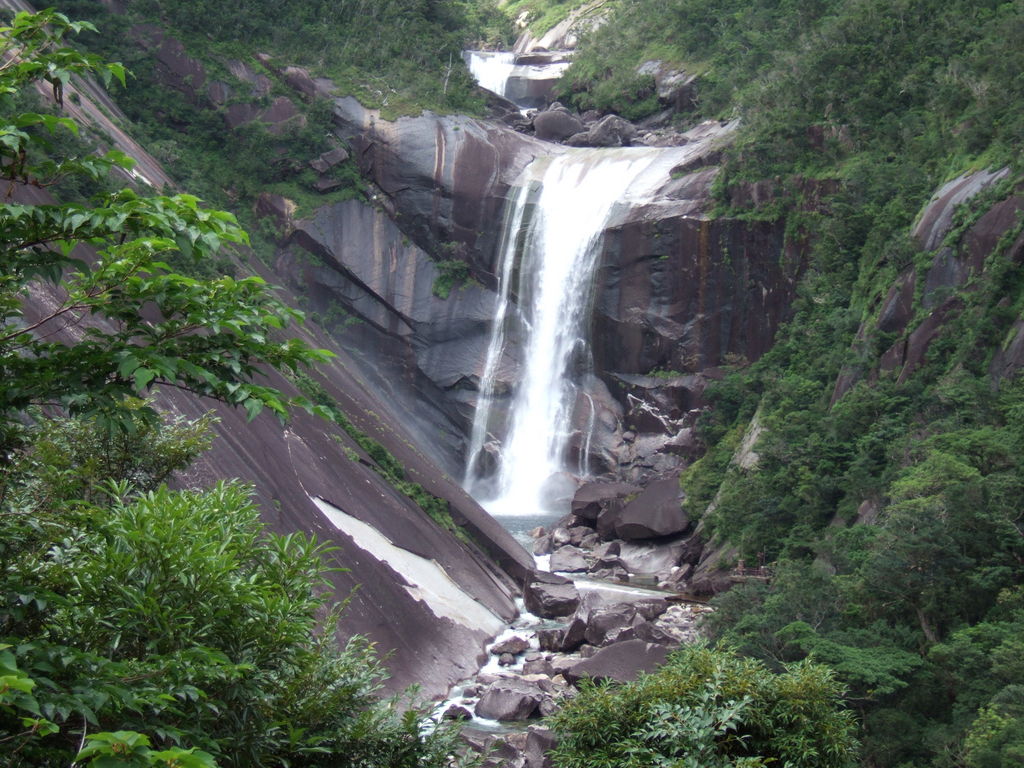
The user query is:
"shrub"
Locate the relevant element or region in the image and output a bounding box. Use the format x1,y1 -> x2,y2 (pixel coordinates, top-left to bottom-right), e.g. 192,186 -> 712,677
549,644 -> 858,768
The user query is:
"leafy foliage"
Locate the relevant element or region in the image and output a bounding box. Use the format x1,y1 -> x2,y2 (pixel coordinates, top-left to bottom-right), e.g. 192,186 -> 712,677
1,427 -> 464,765
0,9 -> 332,435
0,13 -> 468,767
549,644 -> 857,768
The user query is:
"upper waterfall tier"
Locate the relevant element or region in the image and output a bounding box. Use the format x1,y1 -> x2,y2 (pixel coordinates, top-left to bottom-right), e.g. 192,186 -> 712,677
465,145 -> 700,522
464,50 -> 572,109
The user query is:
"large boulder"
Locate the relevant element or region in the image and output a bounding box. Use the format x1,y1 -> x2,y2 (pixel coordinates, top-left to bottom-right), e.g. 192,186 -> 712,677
550,545 -> 590,573
571,481 -> 641,523
475,678 -> 546,721
524,571 -> 581,618
533,109 -> 585,142
615,540 -> 686,576
565,640 -> 671,685
566,114 -> 637,147
637,60 -> 699,113
583,604 -> 640,646
610,474 -> 690,540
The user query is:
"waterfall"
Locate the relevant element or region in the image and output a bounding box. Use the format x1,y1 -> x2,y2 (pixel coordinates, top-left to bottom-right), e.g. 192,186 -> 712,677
465,148 -> 692,524
464,51 -> 517,98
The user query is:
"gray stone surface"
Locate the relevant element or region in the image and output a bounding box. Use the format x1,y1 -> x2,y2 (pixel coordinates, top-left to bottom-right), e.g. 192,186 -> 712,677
612,474 -> 690,540
524,571 -> 581,617
565,639 -> 671,684
475,678 -> 546,721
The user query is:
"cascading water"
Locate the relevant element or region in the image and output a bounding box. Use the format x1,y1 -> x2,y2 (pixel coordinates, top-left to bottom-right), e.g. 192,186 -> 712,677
465,147 -> 693,537
464,51 -> 517,99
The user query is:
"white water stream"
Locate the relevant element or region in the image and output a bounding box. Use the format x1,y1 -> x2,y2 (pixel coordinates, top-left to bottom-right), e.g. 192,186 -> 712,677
465,50 -> 572,108
464,148 -> 693,531
464,51 -> 517,99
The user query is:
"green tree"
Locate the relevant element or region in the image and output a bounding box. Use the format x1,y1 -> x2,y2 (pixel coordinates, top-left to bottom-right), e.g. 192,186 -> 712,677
0,8 -> 331,438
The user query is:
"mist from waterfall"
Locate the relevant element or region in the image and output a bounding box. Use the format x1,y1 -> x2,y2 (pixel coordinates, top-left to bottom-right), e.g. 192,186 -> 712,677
465,148 -> 691,523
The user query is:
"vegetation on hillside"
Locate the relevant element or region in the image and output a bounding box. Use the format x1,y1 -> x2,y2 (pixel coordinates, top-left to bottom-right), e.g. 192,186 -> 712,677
550,644 -> 858,768
0,11 -> 466,765
41,0 -> 513,268
555,0 -> 1024,765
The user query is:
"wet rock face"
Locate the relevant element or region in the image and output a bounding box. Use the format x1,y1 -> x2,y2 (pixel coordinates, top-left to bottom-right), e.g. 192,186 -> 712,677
275,196 -> 507,473
594,211 -> 797,377
332,97 -> 551,269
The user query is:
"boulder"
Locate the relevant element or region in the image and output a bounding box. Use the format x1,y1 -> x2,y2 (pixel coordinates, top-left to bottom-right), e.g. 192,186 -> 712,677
310,147 -> 350,174
226,59 -> 272,96
550,527 -> 572,546
568,525 -> 596,546
550,545 -> 590,573
536,628 -> 564,652
492,635 -> 531,655
612,474 -> 690,540
566,114 -> 637,147
637,60 -> 699,112
524,571 -> 580,618
525,726 -> 558,768
584,605 -> 639,646
560,615 -> 588,653
565,640 -> 671,685
443,704 -> 473,721
533,109 -> 584,142
475,678 -> 545,721
313,177 -> 345,193
618,620 -> 677,646
523,656 -> 553,675
533,534 -> 553,555
632,598 -> 671,621
538,697 -> 559,717
461,730 -> 521,765
572,481 -> 641,522
616,540 -> 685,575
589,565 -> 630,582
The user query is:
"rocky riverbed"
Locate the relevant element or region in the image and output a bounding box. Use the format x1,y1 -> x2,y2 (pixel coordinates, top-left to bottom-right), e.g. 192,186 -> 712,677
435,553 -> 712,766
